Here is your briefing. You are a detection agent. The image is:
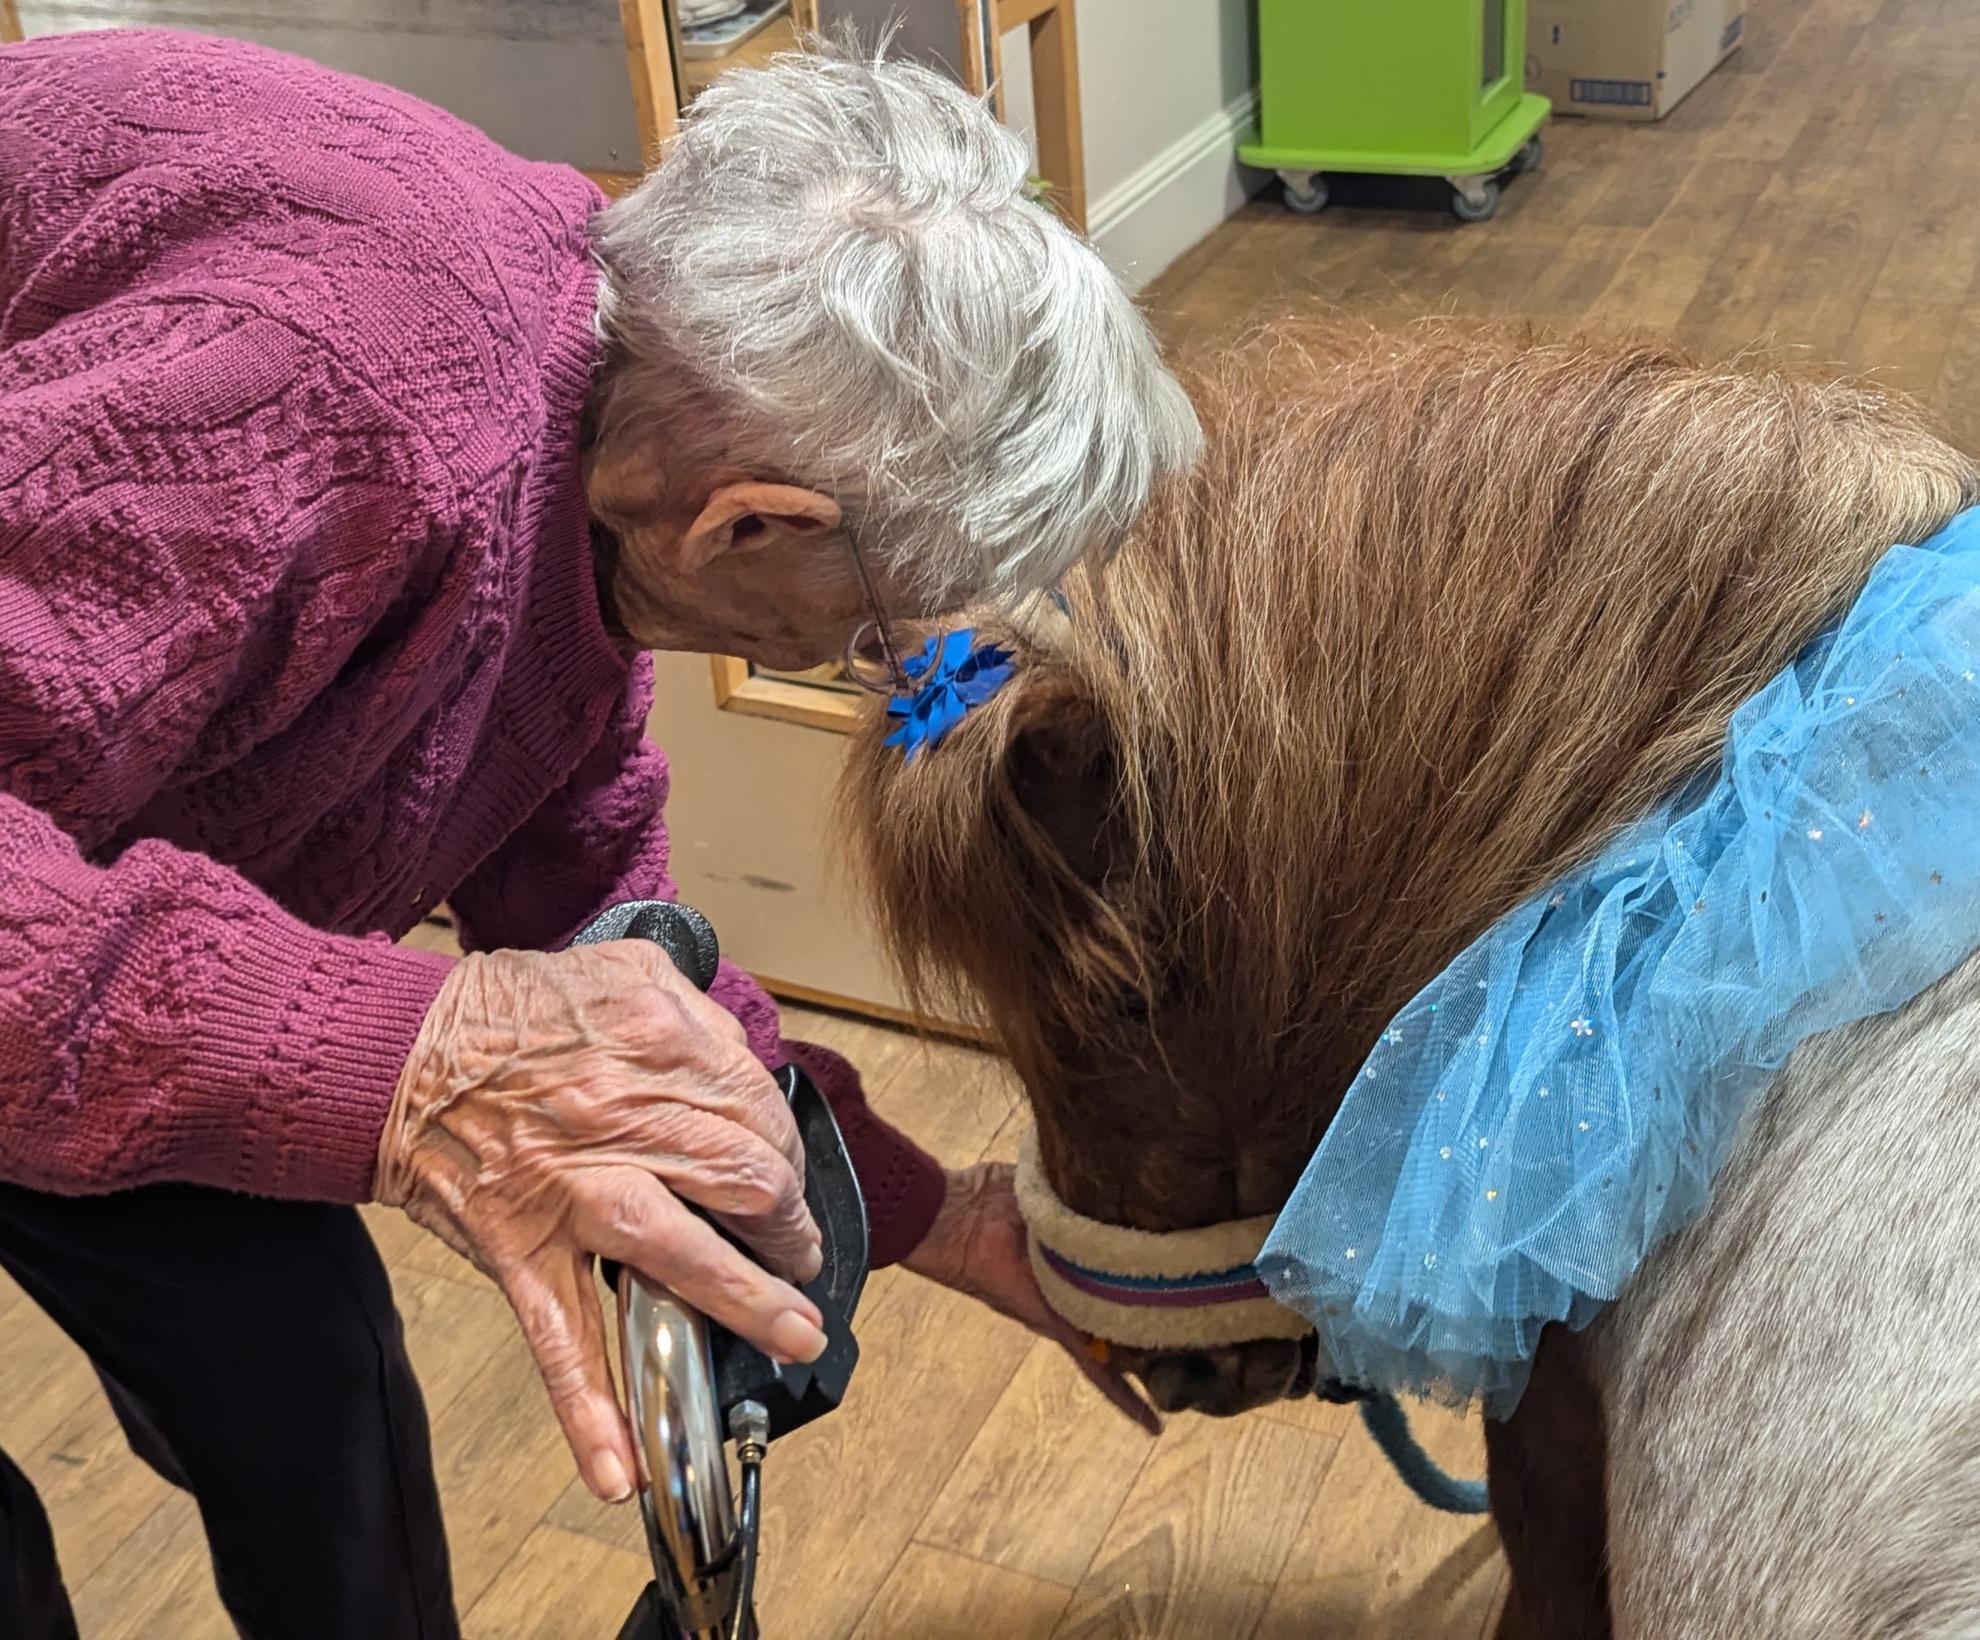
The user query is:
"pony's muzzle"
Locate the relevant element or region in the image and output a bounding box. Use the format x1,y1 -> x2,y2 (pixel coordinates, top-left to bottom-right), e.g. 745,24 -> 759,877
1114,1335 -> 1315,1416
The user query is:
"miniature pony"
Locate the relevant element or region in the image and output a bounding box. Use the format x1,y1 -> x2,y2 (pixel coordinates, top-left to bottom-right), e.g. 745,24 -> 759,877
848,319 -> 1980,1636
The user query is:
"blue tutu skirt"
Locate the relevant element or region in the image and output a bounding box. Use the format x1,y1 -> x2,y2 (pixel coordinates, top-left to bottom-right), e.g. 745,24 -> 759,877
1259,506 -> 1980,1415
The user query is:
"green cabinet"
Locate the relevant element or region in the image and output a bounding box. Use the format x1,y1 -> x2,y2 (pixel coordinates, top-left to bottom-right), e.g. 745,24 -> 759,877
1239,0 -> 1550,219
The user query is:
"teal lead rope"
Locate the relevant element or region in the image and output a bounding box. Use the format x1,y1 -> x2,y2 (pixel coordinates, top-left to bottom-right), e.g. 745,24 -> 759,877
1356,1393 -> 1491,1515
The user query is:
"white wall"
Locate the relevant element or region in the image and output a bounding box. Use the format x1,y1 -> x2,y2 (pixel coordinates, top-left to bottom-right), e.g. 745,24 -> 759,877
1004,0 -> 1264,292
15,0 -> 646,172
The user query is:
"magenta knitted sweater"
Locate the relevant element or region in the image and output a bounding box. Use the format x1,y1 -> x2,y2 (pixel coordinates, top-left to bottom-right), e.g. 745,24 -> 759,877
0,30 -> 941,1263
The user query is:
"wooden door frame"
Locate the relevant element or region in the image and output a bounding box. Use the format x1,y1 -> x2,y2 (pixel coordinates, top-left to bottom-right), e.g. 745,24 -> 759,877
1,3 -> 22,45
709,655 -> 863,733
959,0 -> 1087,233
618,0 -> 682,165
1015,0 -> 1087,233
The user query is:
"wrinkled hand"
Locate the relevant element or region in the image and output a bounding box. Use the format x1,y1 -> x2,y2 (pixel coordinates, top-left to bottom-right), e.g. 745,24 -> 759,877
905,1161 -> 1160,1435
376,942 -> 827,1503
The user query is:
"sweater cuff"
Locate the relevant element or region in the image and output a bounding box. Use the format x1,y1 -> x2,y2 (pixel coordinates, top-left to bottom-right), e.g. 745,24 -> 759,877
179,918 -> 453,1203
782,1041 -> 946,1269
842,1105 -> 947,1269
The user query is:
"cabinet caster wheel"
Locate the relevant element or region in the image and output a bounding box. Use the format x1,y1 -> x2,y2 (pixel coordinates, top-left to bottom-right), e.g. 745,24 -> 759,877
1282,175 -> 1329,215
1510,135 -> 1543,176
1450,180 -> 1501,222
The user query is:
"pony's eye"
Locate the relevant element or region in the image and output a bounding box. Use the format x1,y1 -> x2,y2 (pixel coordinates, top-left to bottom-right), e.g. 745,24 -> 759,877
1118,990 -> 1152,1021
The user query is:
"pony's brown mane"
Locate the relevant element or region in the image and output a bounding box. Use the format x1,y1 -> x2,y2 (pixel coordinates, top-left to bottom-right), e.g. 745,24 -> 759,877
847,318 -> 1980,1226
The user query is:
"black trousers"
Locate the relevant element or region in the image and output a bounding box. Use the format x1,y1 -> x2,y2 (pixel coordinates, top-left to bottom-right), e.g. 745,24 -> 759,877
0,1183 -> 458,1639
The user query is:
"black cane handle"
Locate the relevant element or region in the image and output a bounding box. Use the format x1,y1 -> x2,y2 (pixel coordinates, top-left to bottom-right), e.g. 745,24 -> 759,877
569,899 -> 720,991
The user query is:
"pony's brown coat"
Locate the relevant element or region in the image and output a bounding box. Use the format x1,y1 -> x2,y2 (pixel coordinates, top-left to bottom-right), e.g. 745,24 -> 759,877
848,319 -> 1979,1235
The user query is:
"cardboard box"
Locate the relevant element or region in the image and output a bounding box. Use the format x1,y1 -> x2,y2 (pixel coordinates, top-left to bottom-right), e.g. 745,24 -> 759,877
1526,0 -> 1745,122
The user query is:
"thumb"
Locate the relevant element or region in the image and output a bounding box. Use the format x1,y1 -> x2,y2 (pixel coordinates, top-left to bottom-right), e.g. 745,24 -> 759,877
1064,1337 -> 1163,1435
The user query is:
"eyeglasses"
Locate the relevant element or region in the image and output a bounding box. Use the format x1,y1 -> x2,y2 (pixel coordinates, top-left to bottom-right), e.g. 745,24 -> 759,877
842,534 -> 1078,697
843,531 -> 941,697
839,533 -> 1080,697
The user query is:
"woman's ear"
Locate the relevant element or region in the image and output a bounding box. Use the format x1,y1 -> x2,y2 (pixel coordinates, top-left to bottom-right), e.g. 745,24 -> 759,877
679,483 -> 842,572
1001,679 -> 1120,889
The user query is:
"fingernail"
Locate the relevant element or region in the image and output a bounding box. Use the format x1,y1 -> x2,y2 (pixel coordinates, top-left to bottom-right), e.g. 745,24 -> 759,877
769,1310 -> 828,1364
592,1448 -> 633,1503
797,1243 -> 824,1283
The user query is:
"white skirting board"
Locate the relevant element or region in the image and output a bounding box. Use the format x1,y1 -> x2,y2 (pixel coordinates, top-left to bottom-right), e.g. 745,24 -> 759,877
1086,89 -> 1268,295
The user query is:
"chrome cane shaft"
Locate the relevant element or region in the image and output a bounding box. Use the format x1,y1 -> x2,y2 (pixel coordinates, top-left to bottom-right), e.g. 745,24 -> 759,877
617,1272 -> 740,1640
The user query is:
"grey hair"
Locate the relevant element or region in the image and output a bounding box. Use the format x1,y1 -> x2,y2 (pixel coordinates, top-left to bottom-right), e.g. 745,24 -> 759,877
589,35 -> 1202,604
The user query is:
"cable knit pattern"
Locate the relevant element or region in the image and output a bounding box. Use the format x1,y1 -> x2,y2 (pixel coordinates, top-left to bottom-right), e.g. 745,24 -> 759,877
0,30 -> 943,1255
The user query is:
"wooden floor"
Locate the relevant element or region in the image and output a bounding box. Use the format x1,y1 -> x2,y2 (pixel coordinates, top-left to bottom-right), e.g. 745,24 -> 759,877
1143,0 -> 1980,465
12,0 -> 1980,1633
0,998 -> 1499,1640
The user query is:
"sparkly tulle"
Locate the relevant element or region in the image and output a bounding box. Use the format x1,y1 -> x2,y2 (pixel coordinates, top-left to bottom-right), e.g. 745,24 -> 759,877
1259,507 -> 1980,1415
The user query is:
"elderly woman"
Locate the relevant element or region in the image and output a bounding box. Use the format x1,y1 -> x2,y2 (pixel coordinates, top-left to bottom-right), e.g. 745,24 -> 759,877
0,26 -> 1197,1639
